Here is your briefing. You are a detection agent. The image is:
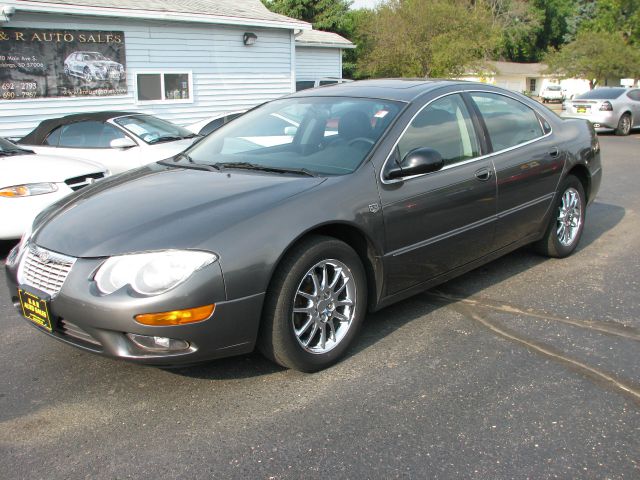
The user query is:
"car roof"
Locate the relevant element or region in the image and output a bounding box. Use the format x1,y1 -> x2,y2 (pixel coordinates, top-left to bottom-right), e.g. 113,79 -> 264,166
287,79 -> 466,102
19,111 -> 138,145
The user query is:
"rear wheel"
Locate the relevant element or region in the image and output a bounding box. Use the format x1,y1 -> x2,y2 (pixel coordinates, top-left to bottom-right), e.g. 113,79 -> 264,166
535,175 -> 586,258
615,113 -> 631,136
259,236 -> 367,372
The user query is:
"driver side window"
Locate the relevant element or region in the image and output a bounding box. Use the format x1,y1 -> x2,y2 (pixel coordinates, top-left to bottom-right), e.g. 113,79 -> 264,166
397,94 -> 480,168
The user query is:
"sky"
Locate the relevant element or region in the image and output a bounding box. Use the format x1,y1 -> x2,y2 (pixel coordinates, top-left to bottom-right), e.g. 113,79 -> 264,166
350,0 -> 382,9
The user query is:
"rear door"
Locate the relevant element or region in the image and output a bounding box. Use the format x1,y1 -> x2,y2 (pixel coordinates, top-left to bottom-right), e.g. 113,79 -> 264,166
466,90 -> 564,248
626,89 -> 640,127
377,92 -> 497,295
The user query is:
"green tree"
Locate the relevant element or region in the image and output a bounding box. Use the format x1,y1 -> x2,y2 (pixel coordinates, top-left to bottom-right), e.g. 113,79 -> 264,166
488,0 -> 545,62
357,0 -> 499,78
261,0 -> 354,36
580,0 -> 640,45
545,30 -> 640,88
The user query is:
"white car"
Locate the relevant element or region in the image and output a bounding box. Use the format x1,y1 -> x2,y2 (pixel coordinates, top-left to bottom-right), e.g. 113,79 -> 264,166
19,112 -> 200,175
540,85 -> 565,103
0,137 -> 108,240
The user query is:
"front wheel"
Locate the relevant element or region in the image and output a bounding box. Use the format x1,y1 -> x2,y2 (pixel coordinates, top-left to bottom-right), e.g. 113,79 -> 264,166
535,175 -> 586,258
615,113 -> 631,136
259,236 -> 367,372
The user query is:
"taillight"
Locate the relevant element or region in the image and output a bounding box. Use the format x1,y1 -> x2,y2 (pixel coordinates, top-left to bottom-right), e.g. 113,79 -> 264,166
600,101 -> 613,111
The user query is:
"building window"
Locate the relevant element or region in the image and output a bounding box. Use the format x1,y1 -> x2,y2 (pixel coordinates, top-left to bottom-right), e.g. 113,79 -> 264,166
529,78 -> 537,93
135,72 -> 192,102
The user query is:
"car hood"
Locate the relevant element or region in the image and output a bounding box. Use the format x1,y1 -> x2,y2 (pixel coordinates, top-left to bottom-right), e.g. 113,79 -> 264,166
1,152 -> 106,187
32,163 -> 325,258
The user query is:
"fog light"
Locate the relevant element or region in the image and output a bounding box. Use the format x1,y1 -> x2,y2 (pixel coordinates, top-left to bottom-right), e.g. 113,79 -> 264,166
134,304 -> 215,326
127,333 -> 190,352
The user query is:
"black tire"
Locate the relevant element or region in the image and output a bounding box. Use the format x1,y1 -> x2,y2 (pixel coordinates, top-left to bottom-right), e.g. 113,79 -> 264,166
258,235 -> 367,372
615,113 -> 631,136
535,175 -> 586,258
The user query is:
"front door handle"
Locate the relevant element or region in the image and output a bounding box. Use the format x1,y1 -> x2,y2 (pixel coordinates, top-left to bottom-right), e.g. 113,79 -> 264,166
475,167 -> 493,181
549,147 -> 560,158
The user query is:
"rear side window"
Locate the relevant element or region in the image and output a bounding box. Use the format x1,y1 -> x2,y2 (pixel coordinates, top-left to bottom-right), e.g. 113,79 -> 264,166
627,89 -> 640,101
470,92 -> 544,151
397,93 -> 480,167
58,121 -> 127,148
44,127 -> 62,146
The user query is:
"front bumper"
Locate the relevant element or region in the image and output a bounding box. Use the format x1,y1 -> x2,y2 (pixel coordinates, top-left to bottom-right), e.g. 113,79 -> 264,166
5,246 -> 264,366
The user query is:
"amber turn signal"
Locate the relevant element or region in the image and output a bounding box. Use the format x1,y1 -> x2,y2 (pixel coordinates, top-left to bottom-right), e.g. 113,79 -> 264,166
135,304 -> 215,326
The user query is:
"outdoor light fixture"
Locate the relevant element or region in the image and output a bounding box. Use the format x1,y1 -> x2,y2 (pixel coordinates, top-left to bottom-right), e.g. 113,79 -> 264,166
243,32 -> 257,46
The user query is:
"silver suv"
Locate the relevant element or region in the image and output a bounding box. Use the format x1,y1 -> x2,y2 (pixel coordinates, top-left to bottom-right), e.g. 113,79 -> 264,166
63,51 -> 125,84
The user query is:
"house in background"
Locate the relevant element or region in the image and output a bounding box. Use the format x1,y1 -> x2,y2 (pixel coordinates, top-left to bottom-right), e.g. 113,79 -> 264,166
294,30 -> 355,91
458,61 -> 591,99
0,0 -> 354,139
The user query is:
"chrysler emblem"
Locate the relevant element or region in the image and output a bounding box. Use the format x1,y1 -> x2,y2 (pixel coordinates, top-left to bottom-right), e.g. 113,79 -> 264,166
37,249 -> 50,263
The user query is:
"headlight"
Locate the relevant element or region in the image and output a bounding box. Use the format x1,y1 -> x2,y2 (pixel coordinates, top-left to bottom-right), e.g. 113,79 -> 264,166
94,250 -> 217,296
0,182 -> 58,197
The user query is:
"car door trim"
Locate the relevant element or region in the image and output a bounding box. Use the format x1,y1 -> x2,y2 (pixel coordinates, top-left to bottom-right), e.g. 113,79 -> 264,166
380,89 -> 553,185
386,192 -> 554,258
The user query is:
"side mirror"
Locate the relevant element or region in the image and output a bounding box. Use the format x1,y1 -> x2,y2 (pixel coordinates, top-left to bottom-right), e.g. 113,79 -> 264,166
387,147 -> 444,179
110,137 -> 137,149
284,126 -> 298,136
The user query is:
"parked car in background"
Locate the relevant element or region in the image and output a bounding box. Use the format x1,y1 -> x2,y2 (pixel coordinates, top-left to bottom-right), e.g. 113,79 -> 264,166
19,112 -> 200,174
0,136 -> 108,240
187,110 -> 246,136
64,51 -> 125,84
5,80 -> 601,372
562,87 -> 640,135
540,85 -> 565,103
295,77 -> 353,92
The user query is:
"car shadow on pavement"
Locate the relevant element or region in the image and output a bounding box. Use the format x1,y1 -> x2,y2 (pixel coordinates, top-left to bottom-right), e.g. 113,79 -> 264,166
175,201 -> 625,379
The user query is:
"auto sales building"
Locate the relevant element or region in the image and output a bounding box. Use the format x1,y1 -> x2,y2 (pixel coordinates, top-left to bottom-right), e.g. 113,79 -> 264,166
0,0 -> 353,138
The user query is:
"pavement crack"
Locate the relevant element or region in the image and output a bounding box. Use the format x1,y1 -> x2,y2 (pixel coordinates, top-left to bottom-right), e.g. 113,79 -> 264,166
428,291 -> 640,342
449,301 -> 640,406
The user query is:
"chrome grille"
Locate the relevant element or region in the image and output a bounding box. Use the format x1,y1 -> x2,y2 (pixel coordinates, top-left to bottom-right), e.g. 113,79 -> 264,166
18,245 -> 76,296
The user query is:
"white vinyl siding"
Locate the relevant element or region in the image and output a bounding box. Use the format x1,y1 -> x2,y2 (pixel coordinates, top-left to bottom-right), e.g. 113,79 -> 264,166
0,13 -> 295,138
295,47 -> 341,80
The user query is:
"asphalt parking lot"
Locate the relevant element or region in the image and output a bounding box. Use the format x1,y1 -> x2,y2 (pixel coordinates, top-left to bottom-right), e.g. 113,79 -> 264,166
1,133 -> 639,479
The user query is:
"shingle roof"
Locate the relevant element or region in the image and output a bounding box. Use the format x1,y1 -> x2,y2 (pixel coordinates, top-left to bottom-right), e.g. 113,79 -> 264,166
11,0 -> 311,28
295,29 -> 355,49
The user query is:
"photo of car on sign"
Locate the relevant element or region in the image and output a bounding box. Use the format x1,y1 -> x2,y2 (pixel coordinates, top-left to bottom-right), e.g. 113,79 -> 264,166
4,79 -> 602,372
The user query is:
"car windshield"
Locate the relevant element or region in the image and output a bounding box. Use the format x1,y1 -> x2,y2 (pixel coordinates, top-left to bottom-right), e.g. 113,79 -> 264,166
576,88 -> 625,100
547,86 -> 562,91
115,115 -> 197,144
0,137 -> 30,155
85,53 -> 107,61
184,97 -> 404,176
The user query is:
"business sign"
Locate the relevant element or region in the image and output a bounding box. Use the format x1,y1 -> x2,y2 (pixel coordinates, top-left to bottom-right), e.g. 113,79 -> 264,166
0,27 -> 127,100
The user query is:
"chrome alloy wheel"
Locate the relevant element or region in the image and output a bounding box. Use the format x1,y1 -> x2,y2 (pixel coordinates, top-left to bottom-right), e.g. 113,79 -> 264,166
556,187 -> 582,247
620,114 -> 631,135
292,259 -> 356,354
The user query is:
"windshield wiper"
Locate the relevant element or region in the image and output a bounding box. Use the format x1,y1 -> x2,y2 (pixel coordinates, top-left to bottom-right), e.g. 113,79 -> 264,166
159,153 -> 222,172
214,162 -> 317,177
148,135 -> 185,145
0,150 -> 29,156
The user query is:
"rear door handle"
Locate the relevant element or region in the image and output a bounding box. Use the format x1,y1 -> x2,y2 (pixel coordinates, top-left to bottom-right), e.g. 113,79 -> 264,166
475,167 -> 493,181
549,147 -> 560,158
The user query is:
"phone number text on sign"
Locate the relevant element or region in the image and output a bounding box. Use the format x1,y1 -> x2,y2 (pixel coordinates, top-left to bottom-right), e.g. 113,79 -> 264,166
1,80 -> 40,99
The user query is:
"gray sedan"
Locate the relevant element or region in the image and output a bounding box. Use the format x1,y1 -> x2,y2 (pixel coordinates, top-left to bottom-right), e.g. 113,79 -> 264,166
562,86 -> 640,135
5,80 -> 602,372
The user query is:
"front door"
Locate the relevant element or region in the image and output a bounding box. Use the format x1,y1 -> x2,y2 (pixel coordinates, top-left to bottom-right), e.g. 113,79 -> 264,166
377,93 -> 497,295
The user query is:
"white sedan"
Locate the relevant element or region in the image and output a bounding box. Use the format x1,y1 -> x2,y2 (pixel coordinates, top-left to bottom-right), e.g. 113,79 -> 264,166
19,112 -> 200,175
0,137 -> 108,240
